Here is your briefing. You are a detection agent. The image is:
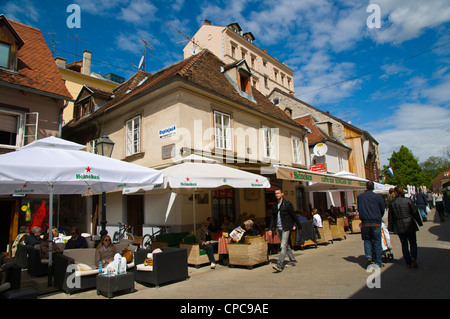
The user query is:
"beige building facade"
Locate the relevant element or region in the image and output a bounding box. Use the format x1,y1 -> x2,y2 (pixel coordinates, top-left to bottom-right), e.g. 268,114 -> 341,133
184,21 -> 295,97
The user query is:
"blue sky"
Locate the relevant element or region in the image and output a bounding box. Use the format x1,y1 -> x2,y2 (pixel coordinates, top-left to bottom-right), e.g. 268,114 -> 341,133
3,0 -> 450,167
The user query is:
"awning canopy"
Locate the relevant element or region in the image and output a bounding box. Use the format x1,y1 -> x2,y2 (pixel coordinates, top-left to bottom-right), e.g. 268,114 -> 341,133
273,165 -> 367,191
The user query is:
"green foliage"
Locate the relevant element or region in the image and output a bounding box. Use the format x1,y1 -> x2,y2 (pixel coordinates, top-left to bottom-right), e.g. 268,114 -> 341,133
383,146 -> 428,188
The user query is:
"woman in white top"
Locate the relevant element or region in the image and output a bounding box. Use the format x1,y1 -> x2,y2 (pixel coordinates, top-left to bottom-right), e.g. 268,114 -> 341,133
312,209 -> 323,228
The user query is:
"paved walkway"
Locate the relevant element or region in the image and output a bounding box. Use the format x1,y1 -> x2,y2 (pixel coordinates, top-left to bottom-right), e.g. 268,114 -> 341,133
39,208 -> 450,300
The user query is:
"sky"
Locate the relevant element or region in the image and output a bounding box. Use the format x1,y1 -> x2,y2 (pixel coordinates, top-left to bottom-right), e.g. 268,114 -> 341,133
2,0 -> 450,168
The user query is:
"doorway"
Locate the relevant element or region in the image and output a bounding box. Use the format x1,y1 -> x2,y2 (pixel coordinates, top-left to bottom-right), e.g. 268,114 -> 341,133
127,195 -> 144,237
211,188 -> 235,225
0,200 -> 14,253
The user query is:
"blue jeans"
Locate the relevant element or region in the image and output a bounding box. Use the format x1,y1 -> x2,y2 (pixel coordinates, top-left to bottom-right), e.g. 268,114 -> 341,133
398,232 -> 417,265
417,205 -> 427,220
276,229 -> 296,268
361,226 -> 382,266
202,244 -> 216,263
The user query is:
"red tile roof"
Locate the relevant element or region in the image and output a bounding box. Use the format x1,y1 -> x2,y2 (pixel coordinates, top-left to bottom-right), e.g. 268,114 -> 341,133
67,49 -> 303,129
0,16 -> 72,100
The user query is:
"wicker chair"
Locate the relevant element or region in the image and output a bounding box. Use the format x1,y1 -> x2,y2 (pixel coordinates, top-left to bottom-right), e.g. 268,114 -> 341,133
316,220 -> 333,245
228,236 -> 268,269
329,217 -> 346,240
179,243 -> 219,268
350,219 -> 362,234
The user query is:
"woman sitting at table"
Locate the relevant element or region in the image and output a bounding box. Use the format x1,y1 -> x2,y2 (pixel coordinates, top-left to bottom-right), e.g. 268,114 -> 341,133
232,220 -> 260,243
95,235 -> 117,268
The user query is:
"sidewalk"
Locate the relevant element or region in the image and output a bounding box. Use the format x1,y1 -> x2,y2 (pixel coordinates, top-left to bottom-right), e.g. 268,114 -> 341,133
39,208 -> 450,299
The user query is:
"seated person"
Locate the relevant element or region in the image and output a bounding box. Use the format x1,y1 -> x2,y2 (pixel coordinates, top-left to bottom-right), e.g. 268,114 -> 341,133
312,209 -> 323,228
25,226 -> 42,249
220,216 -> 234,233
195,222 -> 217,269
231,220 -> 260,243
51,227 -> 64,244
95,235 -> 117,268
206,217 -> 222,233
40,232 -> 63,259
11,225 -> 29,257
295,210 -> 308,224
65,226 -> 88,249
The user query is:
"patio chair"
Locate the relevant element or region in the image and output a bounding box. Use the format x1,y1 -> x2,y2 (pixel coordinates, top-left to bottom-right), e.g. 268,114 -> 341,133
179,243 -> 219,268
228,236 -> 268,269
134,247 -> 188,287
316,220 -> 333,245
329,217 -> 346,240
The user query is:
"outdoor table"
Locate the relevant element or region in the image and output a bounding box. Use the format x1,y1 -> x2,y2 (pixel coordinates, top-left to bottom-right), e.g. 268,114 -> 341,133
218,237 -> 232,254
263,230 -> 280,244
96,272 -> 135,298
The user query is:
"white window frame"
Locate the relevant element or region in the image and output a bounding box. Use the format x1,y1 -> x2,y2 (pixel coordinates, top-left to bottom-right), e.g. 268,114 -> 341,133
214,111 -> 232,151
126,115 -> 141,156
0,110 -> 37,149
262,126 -> 276,160
292,136 -> 303,164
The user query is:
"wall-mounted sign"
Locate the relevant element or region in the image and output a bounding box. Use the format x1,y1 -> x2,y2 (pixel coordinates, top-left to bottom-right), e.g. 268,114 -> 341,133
159,125 -> 176,139
162,144 -> 176,160
313,143 -> 328,157
310,163 -> 327,173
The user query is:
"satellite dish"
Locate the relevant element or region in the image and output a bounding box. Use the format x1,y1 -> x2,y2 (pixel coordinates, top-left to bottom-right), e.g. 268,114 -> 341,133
313,143 -> 328,157
138,56 -> 145,70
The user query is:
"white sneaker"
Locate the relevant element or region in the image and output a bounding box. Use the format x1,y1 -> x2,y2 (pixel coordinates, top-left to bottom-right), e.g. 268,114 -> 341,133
211,262 -> 216,269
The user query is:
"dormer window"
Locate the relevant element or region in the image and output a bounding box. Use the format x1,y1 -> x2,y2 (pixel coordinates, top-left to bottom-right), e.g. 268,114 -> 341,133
238,69 -> 251,95
0,42 -> 10,68
0,16 -> 24,72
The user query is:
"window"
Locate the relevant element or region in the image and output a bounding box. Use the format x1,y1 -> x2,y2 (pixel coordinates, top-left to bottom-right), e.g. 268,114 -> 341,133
231,45 -> 236,59
238,70 -> 251,94
126,116 -> 141,156
0,42 -> 10,69
262,126 -> 276,159
264,76 -> 268,88
292,136 -> 303,164
214,111 -> 231,150
0,112 -> 19,146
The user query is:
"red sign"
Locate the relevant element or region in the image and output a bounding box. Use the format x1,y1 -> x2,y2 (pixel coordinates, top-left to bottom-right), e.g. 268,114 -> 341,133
310,164 -> 327,173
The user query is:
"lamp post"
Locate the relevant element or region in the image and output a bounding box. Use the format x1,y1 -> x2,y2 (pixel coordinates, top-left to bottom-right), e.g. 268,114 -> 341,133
97,134 -> 115,237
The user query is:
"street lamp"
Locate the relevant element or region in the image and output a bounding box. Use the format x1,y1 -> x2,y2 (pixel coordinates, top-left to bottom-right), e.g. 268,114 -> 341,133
97,134 -> 115,237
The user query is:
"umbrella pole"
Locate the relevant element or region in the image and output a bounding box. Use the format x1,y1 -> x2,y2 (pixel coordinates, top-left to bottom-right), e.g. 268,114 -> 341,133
48,187 -> 53,287
193,190 -> 196,234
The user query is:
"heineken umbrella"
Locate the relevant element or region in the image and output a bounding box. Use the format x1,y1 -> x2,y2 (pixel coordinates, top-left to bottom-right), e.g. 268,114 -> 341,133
123,155 -> 270,231
0,136 -> 164,284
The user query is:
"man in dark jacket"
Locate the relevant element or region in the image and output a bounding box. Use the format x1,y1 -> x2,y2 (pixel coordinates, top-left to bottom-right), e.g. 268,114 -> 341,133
388,186 -> 423,268
357,181 -> 385,268
415,189 -> 428,221
270,188 -> 297,272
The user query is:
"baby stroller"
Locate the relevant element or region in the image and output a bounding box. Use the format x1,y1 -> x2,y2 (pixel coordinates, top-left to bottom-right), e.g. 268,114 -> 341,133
370,222 -> 394,263
381,222 -> 394,263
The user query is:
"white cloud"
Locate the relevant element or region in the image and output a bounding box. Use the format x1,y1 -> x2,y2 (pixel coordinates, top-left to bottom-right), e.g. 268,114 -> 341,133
371,103 -> 450,165
3,0 -> 40,23
118,0 -> 157,24
74,0 -> 124,15
370,0 -> 450,44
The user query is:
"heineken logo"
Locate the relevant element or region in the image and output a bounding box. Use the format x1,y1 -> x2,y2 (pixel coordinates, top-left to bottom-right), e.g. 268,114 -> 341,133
251,179 -> 263,187
76,167 -> 100,180
14,184 -> 34,194
181,177 -> 197,187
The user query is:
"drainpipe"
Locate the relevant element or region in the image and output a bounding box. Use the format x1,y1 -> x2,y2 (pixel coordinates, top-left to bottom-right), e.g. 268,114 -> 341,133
59,100 -> 69,138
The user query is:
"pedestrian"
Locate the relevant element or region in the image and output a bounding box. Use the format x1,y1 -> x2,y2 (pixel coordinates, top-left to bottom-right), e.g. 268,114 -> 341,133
435,192 -> 445,222
427,191 -> 433,209
357,181 -> 385,268
415,189 -> 428,221
269,188 -> 297,272
388,186 -> 423,268
444,186 -> 450,217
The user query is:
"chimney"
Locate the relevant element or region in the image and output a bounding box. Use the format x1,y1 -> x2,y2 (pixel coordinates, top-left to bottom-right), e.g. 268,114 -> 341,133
81,50 -> 92,75
203,19 -> 212,25
55,57 -> 66,68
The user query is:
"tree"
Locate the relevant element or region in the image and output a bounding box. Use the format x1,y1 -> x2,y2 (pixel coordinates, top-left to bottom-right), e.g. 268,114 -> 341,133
420,156 -> 450,180
383,146 -> 427,188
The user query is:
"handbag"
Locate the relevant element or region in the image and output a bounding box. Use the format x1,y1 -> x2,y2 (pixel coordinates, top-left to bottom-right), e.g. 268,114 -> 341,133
122,249 -> 133,263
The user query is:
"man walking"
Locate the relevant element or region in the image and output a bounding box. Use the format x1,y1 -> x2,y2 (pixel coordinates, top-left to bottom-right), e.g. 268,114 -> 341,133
357,181 -> 385,268
270,188 -> 297,272
415,189 -> 428,221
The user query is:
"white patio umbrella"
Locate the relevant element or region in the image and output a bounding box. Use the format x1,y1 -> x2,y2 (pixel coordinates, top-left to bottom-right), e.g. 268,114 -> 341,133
123,155 -> 270,232
0,136 -> 164,284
